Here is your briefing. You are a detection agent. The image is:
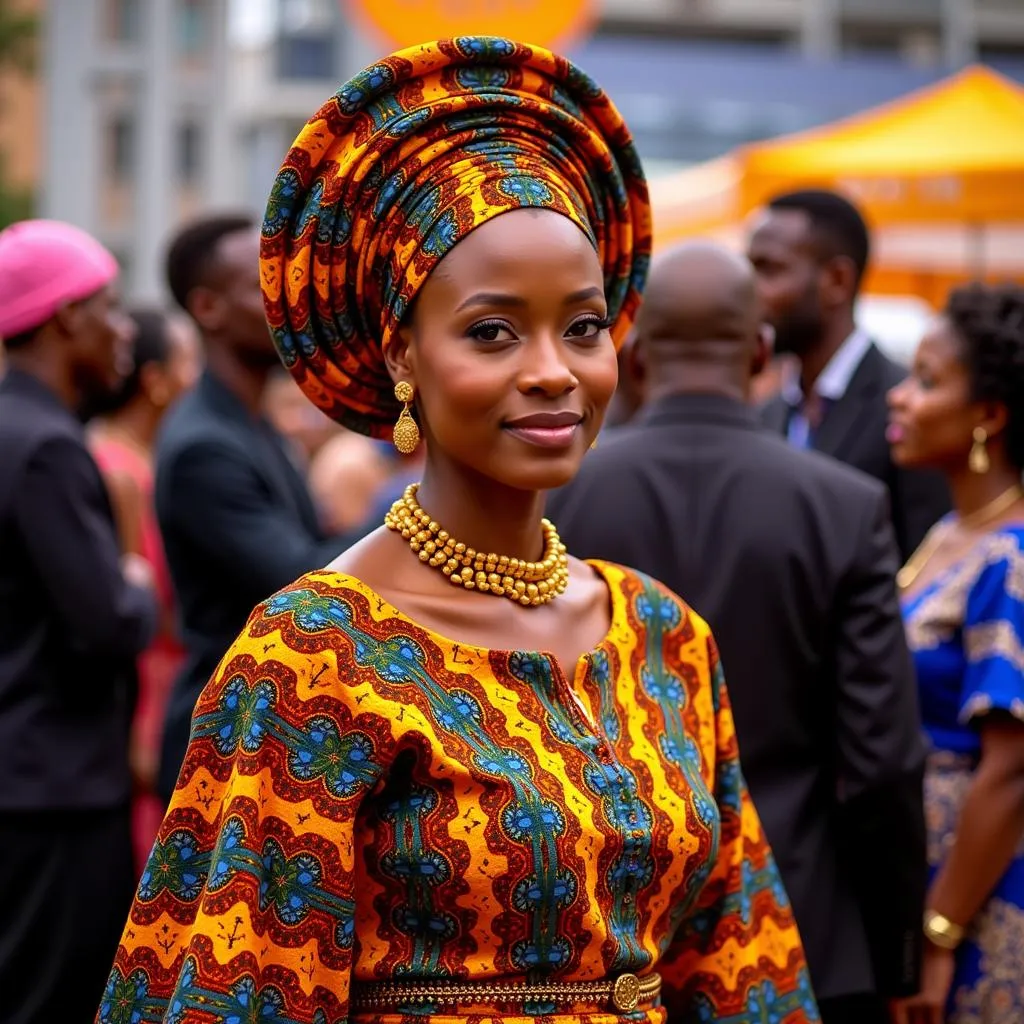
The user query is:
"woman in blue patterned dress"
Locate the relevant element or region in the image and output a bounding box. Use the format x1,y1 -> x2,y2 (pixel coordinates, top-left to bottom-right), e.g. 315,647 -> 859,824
887,282 -> 1024,1024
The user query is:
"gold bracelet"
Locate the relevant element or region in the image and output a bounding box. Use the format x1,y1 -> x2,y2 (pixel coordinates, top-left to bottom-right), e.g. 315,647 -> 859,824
923,910 -> 965,950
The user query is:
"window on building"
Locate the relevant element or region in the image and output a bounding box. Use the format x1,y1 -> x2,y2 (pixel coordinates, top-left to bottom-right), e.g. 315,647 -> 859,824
278,0 -> 334,31
275,0 -> 336,80
177,121 -> 203,186
276,35 -> 335,79
979,42 -> 1024,62
107,114 -> 136,183
104,0 -> 140,43
177,0 -> 208,56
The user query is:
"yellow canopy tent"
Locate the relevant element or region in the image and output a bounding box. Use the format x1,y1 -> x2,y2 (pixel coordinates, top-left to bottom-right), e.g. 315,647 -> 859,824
650,65 -> 1024,306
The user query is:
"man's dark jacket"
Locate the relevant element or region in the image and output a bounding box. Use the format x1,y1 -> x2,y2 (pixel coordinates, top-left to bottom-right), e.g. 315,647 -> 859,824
156,371 -> 349,799
549,392 -> 928,1003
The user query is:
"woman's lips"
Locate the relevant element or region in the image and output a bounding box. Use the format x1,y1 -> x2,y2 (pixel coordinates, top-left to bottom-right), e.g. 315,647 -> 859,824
886,423 -> 906,444
504,423 -> 580,449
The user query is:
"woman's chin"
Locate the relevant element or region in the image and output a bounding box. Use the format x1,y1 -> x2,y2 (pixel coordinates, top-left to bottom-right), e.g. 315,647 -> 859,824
498,457 -> 584,495
890,441 -> 933,472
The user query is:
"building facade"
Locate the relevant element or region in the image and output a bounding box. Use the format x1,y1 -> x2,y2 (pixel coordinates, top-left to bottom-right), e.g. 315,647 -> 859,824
26,0 -> 1024,302
41,0 -> 234,299
600,0 -> 1024,65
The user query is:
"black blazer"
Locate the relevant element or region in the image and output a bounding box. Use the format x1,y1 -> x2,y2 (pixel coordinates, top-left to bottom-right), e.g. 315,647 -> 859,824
549,393 -> 927,1002
0,369 -> 156,810
156,372 -> 348,799
760,341 -> 950,562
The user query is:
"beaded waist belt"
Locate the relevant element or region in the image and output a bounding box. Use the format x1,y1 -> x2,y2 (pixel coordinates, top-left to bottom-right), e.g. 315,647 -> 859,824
350,971 -> 661,1014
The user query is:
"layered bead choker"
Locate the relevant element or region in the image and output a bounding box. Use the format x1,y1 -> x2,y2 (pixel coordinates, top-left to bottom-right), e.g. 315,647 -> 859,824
384,483 -> 569,606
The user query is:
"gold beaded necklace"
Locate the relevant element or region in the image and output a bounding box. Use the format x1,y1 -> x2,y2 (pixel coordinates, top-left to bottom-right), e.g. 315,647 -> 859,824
897,483 -> 1024,591
384,483 -> 570,606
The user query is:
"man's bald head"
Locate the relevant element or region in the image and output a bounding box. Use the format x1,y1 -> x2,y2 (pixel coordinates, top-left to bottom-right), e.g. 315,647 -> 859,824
638,241 -> 760,351
633,241 -> 769,402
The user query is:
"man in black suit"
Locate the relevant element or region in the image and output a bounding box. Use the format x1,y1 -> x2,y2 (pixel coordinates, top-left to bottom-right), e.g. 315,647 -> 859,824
156,214 -> 352,801
0,220 -> 157,1022
549,241 -> 927,1024
748,189 -> 950,561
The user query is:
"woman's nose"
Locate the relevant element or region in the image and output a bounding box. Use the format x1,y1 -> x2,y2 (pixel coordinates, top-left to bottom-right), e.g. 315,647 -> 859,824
519,334 -> 578,395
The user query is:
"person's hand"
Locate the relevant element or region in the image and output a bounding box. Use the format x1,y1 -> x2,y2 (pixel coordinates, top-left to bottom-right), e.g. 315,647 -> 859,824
121,552 -> 154,590
889,944 -> 957,1024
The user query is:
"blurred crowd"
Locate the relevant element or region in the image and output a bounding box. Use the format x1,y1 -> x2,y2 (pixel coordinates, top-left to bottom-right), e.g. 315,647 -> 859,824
1,181 -> 1023,1024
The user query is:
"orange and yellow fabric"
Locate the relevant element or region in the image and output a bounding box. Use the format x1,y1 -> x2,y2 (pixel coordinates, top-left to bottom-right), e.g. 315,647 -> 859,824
259,36 -> 651,439
100,562 -> 818,1022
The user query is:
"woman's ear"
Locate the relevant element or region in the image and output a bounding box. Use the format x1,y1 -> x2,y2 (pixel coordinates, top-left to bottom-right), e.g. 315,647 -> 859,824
982,399 -> 1010,441
384,322 -> 416,386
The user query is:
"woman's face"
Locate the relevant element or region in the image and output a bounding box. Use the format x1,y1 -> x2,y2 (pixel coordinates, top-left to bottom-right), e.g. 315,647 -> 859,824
145,315 -> 202,411
887,315 -> 988,471
163,315 -> 202,400
394,208 -> 617,493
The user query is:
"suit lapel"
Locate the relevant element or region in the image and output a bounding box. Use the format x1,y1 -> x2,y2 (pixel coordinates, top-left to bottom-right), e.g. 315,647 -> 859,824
813,344 -> 882,458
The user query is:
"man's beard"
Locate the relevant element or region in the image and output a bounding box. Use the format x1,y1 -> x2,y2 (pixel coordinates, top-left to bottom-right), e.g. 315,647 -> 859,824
76,371 -> 129,422
771,305 -> 824,357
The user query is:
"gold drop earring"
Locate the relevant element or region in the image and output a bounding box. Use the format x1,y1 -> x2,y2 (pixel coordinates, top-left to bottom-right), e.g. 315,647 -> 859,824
392,381 -> 420,455
969,426 -> 990,474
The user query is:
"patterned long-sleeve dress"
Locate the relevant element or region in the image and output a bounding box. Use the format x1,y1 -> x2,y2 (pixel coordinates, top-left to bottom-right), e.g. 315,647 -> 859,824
98,561 -> 819,1023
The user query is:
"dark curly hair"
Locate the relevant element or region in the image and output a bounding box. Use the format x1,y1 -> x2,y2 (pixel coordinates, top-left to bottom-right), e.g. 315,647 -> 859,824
947,282 -> 1024,471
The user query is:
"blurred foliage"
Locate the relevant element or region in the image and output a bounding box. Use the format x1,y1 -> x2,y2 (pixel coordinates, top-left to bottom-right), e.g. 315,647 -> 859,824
0,161 -> 32,228
0,0 -> 37,228
0,0 -> 38,74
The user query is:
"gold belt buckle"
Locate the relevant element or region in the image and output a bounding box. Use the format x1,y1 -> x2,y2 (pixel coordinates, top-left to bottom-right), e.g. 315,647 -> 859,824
612,973 -> 642,1012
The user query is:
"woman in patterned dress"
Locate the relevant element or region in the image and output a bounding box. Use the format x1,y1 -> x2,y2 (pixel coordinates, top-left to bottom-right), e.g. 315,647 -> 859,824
888,283 -> 1024,1024
97,37 -> 819,1024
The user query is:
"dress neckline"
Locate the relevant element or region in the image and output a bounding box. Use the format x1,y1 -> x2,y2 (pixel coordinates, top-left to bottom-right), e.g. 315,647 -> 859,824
902,523 -> 1024,609
314,558 -> 623,689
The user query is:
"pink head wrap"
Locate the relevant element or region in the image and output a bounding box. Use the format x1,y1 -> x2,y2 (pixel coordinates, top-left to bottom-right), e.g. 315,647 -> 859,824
0,219 -> 119,338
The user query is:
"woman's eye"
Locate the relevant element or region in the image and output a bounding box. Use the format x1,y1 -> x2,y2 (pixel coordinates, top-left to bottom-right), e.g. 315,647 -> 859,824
566,317 -> 610,340
468,320 -> 515,343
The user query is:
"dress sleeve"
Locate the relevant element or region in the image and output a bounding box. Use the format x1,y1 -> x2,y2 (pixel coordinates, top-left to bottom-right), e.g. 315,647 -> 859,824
959,544 -> 1024,727
97,585 -> 391,1024
659,634 -> 820,1023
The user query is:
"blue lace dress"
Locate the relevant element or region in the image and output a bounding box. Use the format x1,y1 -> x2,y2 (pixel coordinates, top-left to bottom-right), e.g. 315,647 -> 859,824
902,524 -> 1024,1024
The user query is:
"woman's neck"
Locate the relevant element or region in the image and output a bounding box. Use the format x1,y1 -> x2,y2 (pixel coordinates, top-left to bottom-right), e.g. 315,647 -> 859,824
948,461 -> 1023,523
414,458 -> 548,563
97,401 -> 159,455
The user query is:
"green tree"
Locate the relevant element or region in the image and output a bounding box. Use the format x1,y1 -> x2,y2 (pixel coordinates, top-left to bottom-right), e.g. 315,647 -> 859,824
0,0 -> 37,228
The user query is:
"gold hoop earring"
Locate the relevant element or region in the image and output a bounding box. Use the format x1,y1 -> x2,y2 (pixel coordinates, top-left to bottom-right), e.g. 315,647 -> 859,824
969,426 -> 990,474
392,381 -> 420,455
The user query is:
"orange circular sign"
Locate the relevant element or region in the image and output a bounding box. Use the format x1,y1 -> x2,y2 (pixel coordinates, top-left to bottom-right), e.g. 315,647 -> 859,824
344,0 -> 596,53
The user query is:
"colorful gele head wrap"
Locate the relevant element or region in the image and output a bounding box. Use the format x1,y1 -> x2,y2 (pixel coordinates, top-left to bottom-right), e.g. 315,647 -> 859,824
260,36 -> 651,438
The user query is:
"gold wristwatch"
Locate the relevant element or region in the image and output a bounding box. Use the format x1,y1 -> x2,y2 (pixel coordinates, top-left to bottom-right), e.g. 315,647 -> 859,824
923,910 -> 965,950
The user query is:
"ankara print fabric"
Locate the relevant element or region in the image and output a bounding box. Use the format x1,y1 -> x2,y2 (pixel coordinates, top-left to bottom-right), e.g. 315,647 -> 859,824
99,562 -> 818,1024
259,36 -> 651,440
903,526 -> 1024,1022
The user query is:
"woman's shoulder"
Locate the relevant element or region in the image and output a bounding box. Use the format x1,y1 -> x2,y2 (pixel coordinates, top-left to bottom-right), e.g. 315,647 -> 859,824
971,524 -> 1024,575
964,524 -> 1024,594
590,559 -> 714,643
251,568 -> 405,638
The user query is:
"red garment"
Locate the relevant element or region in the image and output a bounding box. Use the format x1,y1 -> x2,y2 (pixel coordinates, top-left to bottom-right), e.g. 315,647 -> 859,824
92,437 -> 184,871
